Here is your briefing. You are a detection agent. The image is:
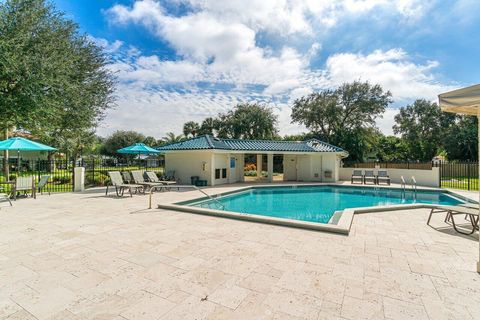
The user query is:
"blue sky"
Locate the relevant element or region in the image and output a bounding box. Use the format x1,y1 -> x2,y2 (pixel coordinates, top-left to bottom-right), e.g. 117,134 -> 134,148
54,0 -> 480,138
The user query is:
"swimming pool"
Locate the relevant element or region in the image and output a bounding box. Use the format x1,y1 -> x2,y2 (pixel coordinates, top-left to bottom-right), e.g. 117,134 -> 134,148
184,185 -> 465,224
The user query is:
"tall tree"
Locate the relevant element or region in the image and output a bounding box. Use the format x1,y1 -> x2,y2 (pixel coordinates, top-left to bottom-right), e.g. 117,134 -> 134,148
183,121 -> 200,138
198,117 -> 217,135
100,131 -> 146,157
291,81 -> 392,161
393,99 -> 455,161
143,136 -> 158,147
216,103 -> 278,139
443,115 -> 478,161
0,0 -> 115,168
162,132 -> 184,144
375,135 -> 410,161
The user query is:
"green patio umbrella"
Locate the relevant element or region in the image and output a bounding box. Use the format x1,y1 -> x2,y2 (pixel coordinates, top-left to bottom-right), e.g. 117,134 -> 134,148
0,137 -> 57,174
117,143 -> 160,167
117,143 -> 160,155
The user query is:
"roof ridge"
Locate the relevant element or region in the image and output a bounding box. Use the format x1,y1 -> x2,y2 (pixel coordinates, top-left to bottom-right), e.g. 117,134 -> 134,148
306,138 -> 345,152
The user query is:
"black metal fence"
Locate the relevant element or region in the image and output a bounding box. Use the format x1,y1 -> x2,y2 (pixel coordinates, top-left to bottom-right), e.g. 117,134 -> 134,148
439,161 -> 478,190
79,157 -> 164,188
0,159 -> 75,193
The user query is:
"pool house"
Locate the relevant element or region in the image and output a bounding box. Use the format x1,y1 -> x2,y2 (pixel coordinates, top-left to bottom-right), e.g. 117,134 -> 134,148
156,135 -> 348,186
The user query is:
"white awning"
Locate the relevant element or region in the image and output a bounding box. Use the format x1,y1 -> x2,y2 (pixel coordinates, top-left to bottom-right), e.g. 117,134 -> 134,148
438,84 -> 480,115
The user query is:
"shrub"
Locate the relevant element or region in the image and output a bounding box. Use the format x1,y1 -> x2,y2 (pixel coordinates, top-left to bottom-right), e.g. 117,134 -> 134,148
244,170 -> 257,176
85,172 -> 108,186
52,176 -> 72,184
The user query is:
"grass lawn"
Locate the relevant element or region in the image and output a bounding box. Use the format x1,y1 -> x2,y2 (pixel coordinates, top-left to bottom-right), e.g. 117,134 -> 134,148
0,166 -> 165,193
441,177 -> 479,191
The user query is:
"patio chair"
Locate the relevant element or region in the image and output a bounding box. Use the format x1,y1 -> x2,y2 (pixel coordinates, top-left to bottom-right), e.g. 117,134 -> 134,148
364,170 -> 376,185
351,170 -> 363,184
12,176 -> 35,200
376,170 -> 390,185
131,170 -> 165,191
106,171 -> 144,197
121,171 -> 133,184
145,171 -> 178,191
427,205 -> 479,235
37,175 -> 51,195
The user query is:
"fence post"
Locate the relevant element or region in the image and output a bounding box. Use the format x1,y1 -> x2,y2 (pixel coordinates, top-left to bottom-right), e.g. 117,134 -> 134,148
467,162 -> 471,190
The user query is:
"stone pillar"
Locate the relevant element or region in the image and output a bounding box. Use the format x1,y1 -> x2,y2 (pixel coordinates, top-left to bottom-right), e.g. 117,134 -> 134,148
256,154 -> 263,179
267,154 -> 274,182
239,154 -> 245,182
73,167 -> 85,192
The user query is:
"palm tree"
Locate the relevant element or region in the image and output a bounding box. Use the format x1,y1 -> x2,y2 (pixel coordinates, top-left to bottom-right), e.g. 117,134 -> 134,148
183,121 -> 200,138
162,132 -> 184,144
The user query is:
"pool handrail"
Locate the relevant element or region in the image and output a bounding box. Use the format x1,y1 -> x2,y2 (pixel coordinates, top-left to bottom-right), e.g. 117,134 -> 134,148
148,185 -> 225,210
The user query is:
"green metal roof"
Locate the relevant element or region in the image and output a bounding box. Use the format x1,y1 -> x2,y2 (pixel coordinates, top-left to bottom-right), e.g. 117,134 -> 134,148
156,135 -> 345,153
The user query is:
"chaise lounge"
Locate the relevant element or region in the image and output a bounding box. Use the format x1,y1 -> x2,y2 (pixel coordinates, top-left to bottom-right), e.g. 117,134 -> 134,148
145,171 -> 178,190
427,205 -> 479,235
106,171 -> 144,197
131,170 -> 165,192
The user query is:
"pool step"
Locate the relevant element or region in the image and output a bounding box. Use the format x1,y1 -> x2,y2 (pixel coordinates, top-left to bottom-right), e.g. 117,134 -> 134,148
329,210 -> 343,224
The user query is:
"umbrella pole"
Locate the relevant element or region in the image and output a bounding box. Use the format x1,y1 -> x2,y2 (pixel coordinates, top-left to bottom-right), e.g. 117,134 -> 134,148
17,150 -> 20,175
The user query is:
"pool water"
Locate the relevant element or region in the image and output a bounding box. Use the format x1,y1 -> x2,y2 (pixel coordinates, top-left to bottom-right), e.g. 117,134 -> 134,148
186,186 -> 464,224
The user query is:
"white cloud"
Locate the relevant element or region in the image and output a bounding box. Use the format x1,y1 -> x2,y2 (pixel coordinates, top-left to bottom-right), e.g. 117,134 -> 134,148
376,107 -> 399,136
87,36 -> 124,53
325,49 -> 452,101
99,46 -> 452,138
97,1 -> 454,138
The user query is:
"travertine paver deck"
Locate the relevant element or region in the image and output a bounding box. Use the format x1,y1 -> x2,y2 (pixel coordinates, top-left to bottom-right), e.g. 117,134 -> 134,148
0,185 -> 479,320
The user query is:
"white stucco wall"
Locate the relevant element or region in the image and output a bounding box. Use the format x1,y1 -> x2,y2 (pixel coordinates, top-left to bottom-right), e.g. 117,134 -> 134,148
283,153 -> 342,182
296,155 -> 311,181
319,154 -> 339,182
338,167 -> 440,187
164,151 -> 213,185
165,151 -> 343,185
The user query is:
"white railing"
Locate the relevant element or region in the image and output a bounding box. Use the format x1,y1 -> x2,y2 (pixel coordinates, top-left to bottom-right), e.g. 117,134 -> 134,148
148,185 -> 225,210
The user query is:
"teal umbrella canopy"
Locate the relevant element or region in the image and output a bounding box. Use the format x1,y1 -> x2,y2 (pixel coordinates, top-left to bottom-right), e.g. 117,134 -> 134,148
0,137 -> 57,151
117,143 -> 160,155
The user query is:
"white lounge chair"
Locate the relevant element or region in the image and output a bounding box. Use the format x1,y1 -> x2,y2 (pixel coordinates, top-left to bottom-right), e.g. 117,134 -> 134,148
131,170 -> 165,191
146,171 -> 178,191
106,171 -> 144,197
427,205 -> 479,235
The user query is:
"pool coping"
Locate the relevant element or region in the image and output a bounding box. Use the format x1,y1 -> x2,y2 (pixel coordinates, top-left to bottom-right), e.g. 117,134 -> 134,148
157,183 -> 475,235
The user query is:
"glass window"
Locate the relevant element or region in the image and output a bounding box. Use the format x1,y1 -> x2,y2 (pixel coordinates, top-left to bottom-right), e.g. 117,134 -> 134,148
222,168 -> 227,178
215,169 -> 220,179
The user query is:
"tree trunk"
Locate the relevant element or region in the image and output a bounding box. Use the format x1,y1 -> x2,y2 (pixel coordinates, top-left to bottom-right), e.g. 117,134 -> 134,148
3,129 -> 9,181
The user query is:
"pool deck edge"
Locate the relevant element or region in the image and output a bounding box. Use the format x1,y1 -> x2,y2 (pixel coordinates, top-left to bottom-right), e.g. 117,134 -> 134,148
155,183 -> 474,235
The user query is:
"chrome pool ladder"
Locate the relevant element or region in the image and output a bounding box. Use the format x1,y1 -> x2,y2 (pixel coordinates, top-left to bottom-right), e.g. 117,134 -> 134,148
400,176 -> 418,197
401,176 -> 406,192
